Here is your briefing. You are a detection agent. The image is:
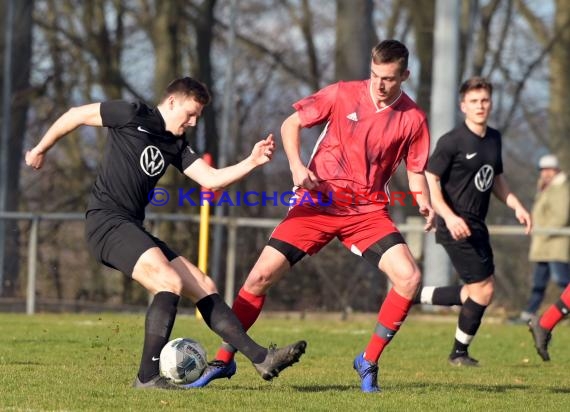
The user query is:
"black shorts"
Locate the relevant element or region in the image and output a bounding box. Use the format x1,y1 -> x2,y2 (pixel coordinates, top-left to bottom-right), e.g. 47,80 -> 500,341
85,209 -> 179,277
435,222 -> 494,284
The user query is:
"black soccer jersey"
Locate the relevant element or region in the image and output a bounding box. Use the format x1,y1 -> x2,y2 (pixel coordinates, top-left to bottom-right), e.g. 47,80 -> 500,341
427,122 -> 503,224
86,100 -> 200,221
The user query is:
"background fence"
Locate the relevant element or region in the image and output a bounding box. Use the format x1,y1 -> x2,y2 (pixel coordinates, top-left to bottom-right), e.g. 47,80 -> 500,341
1,211 -> 569,316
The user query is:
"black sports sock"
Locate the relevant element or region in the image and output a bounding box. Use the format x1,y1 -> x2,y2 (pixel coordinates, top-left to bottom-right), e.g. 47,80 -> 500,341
433,286 -> 463,306
138,291 -> 179,383
413,285 -> 463,306
196,294 -> 267,363
451,297 -> 487,357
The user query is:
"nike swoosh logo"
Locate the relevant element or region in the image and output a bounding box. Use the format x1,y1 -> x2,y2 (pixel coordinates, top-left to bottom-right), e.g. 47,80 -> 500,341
151,356 -> 160,361
466,152 -> 477,159
138,126 -> 151,134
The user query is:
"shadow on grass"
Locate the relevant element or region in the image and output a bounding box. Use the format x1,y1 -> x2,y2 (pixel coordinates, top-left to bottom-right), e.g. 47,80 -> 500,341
198,383 -> 356,392
289,382 -> 532,393
292,384 -> 355,392
292,381 -> 570,394
547,387 -> 570,394
3,361 -> 44,366
394,382 -> 530,393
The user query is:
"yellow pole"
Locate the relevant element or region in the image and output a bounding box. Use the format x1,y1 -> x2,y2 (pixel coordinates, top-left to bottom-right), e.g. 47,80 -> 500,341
196,201 -> 210,319
196,153 -> 213,318
198,202 -> 210,274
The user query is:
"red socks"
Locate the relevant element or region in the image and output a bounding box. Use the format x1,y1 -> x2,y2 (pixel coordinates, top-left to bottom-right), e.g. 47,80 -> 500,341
363,289 -> 412,363
540,285 -> 570,330
216,288 -> 413,365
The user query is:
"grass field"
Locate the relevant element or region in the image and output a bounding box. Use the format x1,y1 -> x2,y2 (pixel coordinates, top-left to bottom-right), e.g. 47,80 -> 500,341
0,312 -> 569,411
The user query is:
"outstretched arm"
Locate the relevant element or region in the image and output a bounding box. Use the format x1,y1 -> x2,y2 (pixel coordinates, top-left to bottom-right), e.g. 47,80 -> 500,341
26,103 -> 102,170
184,134 -> 275,191
492,174 -> 532,234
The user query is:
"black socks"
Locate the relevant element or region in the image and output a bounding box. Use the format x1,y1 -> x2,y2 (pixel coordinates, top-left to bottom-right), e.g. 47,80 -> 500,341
138,291 -> 179,383
451,298 -> 487,357
413,285 -> 463,306
196,293 -> 267,363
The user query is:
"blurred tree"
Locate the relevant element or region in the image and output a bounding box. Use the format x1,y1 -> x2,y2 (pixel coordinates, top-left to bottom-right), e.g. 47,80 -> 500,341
0,0 -> 33,297
549,1 -> 570,170
29,0 -> 132,302
9,0 -> 566,312
404,0 -> 434,114
192,0 -> 219,158
335,0 -> 376,80
25,0 -> 221,305
516,0 -> 570,170
280,0 -> 321,89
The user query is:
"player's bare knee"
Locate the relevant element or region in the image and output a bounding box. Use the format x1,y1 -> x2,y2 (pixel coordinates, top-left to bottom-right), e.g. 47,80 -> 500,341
405,271 -> 421,294
481,285 -> 494,304
468,280 -> 494,305
148,268 -> 183,295
162,273 -> 184,295
244,268 -> 274,294
392,267 -> 421,296
135,260 -> 184,295
481,277 -> 495,301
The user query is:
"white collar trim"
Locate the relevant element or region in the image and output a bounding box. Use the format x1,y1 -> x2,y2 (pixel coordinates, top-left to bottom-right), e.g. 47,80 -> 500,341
369,84 -> 403,112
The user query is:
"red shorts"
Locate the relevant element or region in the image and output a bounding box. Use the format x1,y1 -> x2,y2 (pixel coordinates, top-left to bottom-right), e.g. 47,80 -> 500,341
270,204 -> 400,256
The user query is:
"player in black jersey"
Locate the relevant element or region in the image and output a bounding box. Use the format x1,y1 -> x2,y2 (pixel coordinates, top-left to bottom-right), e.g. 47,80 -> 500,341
413,77 -> 532,366
25,77 -> 306,389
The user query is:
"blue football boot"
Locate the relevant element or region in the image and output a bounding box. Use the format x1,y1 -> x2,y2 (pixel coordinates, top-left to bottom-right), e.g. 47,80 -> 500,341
185,359 -> 237,388
353,352 -> 379,393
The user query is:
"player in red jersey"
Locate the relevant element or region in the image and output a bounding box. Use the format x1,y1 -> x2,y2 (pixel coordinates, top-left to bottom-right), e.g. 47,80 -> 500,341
190,40 -> 434,392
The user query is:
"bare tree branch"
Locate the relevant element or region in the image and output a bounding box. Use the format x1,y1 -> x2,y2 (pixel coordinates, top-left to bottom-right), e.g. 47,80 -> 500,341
472,0 -> 501,75
280,0 -> 320,89
515,0 -> 550,44
184,1 -> 316,84
386,1 -> 404,39
497,36 -> 555,134
486,0 -> 514,77
519,102 -> 550,148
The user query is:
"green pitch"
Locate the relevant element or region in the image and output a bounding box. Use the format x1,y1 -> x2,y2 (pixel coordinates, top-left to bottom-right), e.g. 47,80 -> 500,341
0,312 -> 568,411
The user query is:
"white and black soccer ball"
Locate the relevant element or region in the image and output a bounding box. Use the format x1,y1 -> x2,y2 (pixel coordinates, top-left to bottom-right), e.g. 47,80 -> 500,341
159,337 -> 208,384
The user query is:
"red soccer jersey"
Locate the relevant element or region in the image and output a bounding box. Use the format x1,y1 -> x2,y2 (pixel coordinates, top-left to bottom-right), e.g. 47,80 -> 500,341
293,80 -> 430,215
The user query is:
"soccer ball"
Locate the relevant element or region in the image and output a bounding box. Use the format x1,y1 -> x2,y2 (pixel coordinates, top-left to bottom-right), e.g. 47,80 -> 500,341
159,337 -> 208,384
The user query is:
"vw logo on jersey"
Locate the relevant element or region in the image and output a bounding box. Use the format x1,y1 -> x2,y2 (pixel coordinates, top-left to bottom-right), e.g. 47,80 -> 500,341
474,164 -> 494,192
140,145 -> 165,177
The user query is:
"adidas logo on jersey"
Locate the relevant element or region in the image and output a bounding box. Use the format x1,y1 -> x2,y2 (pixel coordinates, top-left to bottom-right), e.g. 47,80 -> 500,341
346,112 -> 358,121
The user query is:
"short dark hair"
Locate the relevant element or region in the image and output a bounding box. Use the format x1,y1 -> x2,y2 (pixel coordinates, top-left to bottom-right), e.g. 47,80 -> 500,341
371,40 -> 409,73
459,77 -> 493,100
161,77 -> 211,105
